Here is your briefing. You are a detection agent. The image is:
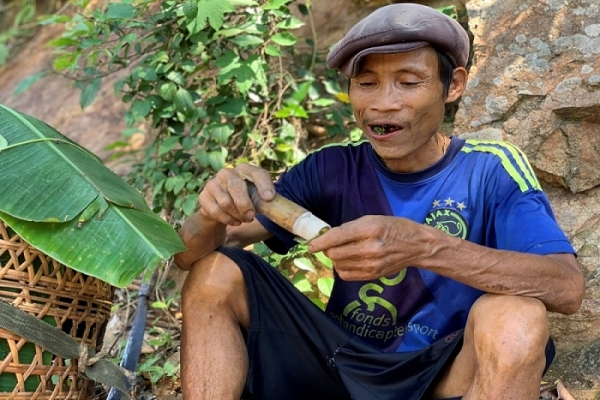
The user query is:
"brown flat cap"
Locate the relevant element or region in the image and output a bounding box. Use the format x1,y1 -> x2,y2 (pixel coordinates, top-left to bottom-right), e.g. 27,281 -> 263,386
326,3 -> 470,77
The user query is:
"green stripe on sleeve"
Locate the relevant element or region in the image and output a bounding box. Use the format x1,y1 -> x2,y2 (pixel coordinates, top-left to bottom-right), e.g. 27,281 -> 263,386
462,144 -> 530,192
467,140 -> 541,191
499,142 -> 541,190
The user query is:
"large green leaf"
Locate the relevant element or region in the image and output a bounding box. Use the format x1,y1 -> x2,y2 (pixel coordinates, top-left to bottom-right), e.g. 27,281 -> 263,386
0,208 -> 185,288
0,104 -> 149,222
0,104 -> 186,287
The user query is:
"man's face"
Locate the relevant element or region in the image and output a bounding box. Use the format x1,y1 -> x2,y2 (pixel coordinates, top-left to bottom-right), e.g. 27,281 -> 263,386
349,47 -> 450,173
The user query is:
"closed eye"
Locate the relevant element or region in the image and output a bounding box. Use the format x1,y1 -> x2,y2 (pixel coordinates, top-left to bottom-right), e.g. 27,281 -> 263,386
357,81 -> 376,87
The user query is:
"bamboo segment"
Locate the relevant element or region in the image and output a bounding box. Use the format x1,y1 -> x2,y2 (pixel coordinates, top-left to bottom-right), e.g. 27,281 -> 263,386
247,183 -> 330,242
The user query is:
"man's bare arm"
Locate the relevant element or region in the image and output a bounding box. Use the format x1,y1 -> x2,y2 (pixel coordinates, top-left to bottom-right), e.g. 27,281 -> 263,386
174,210 -> 272,270
308,215 -> 586,315
418,228 -> 585,315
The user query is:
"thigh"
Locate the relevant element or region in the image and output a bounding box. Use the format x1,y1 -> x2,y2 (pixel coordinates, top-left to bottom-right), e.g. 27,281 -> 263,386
218,247 -> 466,400
217,247 -> 353,400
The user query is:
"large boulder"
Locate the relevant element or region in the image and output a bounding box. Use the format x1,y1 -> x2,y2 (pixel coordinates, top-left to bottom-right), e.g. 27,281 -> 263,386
455,0 -> 600,397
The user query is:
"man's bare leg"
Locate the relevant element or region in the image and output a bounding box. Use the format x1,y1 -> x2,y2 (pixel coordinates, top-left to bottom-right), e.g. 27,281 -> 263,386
181,251 -> 250,399
433,293 -> 549,400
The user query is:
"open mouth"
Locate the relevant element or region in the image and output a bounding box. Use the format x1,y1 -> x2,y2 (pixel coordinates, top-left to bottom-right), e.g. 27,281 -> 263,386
370,124 -> 402,136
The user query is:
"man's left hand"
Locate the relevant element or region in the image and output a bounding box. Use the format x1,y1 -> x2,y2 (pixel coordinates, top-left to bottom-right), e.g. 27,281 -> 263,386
308,215 -> 431,281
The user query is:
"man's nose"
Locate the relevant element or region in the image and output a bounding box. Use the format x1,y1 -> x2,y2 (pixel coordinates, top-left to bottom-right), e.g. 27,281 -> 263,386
370,84 -> 403,112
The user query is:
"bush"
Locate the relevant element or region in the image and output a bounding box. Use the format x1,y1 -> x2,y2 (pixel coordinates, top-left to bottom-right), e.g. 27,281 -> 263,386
43,0 -> 354,219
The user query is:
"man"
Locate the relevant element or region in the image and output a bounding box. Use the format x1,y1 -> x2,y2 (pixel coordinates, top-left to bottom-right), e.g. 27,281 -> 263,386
174,3 -> 585,399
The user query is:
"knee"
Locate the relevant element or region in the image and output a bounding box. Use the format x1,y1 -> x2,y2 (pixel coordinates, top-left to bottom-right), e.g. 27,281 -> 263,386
468,294 -> 549,366
181,251 -> 247,312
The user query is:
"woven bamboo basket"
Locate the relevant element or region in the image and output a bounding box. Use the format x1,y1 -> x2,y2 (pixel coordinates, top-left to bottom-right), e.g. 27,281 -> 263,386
0,220 -> 114,399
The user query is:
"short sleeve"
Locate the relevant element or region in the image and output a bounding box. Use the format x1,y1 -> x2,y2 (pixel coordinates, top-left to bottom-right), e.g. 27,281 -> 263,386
493,189 -> 575,255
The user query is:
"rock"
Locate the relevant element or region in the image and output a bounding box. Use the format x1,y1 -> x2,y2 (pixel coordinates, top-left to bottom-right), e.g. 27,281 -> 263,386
458,127 -> 504,141
455,0 -> 600,194
454,0 -> 600,393
546,341 -> 600,398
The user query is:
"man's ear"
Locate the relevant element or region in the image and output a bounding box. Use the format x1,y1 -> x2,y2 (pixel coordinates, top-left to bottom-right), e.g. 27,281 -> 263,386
446,67 -> 468,103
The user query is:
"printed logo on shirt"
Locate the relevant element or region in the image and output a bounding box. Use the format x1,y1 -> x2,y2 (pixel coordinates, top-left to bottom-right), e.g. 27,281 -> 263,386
327,268 -> 434,349
425,198 -> 468,239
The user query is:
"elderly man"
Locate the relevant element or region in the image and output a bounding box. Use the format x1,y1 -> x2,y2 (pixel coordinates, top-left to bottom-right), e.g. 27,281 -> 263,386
174,3 -> 585,399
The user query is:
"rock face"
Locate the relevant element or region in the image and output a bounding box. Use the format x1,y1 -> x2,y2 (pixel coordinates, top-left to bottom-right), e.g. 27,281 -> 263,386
455,0 -> 600,194
454,0 -> 600,396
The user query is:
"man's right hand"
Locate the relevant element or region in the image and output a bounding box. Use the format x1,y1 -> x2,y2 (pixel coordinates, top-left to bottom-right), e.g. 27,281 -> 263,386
198,163 -> 276,226
174,163 -> 275,270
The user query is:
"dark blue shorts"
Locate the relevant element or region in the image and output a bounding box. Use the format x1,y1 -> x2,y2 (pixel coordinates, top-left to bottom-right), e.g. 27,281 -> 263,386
217,247 -> 554,400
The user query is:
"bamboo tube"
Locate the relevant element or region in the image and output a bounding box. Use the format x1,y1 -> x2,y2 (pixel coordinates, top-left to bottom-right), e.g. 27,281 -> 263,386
247,182 -> 330,242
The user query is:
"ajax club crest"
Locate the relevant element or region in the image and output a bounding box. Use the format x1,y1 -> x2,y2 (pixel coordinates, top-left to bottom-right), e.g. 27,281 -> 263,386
425,198 -> 468,239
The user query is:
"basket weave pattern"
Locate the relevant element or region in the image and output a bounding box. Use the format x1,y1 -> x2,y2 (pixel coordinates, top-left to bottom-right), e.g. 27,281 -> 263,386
0,221 -> 114,399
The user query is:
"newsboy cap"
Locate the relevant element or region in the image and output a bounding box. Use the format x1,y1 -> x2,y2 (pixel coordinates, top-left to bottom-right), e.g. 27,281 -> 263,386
326,3 -> 470,77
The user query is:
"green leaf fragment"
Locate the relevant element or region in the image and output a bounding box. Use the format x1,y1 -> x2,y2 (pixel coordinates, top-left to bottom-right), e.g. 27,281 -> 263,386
80,78 -> 102,109
317,277 -> 334,297
270,32 -> 297,46
174,88 -> 195,116
313,251 -> 333,269
166,71 -> 186,85
195,0 -> 234,31
0,135 -> 6,150
230,35 -> 263,47
215,28 -> 244,37
106,3 -> 136,19
208,149 -> 226,171
182,1 -> 198,19
292,275 -> 312,293
263,0 -> 293,10
158,136 -> 180,155
293,257 -> 315,273
181,196 -> 198,216
78,195 -> 104,226
276,16 -> 304,30
158,82 -> 177,101
227,0 -> 258,5
265,45 -> 282,56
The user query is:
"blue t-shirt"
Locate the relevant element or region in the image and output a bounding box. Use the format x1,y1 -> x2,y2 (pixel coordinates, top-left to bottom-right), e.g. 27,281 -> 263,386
256,137 -> 574,353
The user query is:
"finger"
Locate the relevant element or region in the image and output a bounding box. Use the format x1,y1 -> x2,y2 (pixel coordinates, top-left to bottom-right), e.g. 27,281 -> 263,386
308,221 -> 368,253
326,236 -> 385,263
212,181 -> 250,222
199,178 -> 246,225
225,177 -> 256,222
236,163 -> 275,201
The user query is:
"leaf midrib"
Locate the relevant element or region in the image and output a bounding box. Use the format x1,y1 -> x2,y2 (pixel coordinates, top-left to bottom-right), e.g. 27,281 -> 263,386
111,206 -> 163,258
1,105 -> 119,210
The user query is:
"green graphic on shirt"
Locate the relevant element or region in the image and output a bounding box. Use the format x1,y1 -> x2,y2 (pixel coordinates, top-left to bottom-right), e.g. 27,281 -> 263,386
424,208 -> 468,239
342,283 -> 398,325
379,268 -> 407,286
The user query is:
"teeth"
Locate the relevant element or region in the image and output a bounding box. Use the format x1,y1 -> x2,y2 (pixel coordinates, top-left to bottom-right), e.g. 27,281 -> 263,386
372,124 -> 399,135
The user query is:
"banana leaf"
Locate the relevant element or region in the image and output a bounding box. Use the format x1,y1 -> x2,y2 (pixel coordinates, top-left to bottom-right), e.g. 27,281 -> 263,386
0,104 -> 187,287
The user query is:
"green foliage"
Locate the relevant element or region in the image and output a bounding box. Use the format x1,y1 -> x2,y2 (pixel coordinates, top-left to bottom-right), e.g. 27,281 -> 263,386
253,242 -> 334,307
0,0 -> 68,66
0,0 -> 36,65
0,104 -> 185,288
138,353 -> 179,385
44,0 -> 354,220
